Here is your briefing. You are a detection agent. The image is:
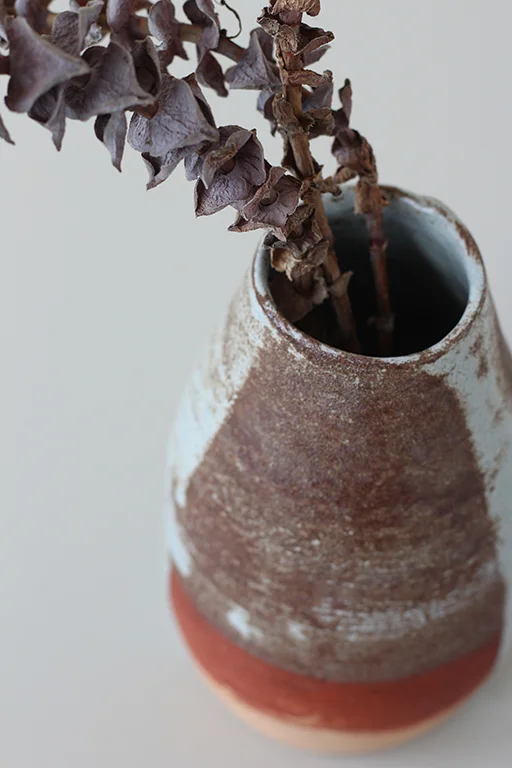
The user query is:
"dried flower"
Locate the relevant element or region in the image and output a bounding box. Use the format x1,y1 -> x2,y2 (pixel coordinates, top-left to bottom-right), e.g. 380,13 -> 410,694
271,0 -> 321,18
0,0 -> 391,354
226,28 -> 280,91
51,1 -> 104,57
128,73 -> 218,156
94,111 -> 127,171
6,18 -> 90,113
65,41 -> 155,121
183,0 -> 220,60
142,146 -> 195,190
192,126 -> 267,215
131,37 -> 162,96
14,0 -> 49,35
230,165 -> 301,237
29,86 -> 67,150
303,80 -> 333,111
148,0 -> 188,66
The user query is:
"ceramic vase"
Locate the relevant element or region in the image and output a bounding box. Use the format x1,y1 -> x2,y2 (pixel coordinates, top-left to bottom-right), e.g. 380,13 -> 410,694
167,187 -> 512,754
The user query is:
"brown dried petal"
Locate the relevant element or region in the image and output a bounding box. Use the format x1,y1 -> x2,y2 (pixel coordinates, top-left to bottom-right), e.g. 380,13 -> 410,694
271,0 -> 321,17
65,41 -> 154,120
285,68 -> 331,88
233,166 -> 302,236
29,85 -> 66,150
197,51 -> 227,98
270,271 -> 314,323
271,242 -> 302,279
128,73 -> 218,155
306,107 -> 334,138
0,110 -> 14,144
14,0 -> 48,34
148,0 -> 188,64
194,127 -> 266,216
340,78 -> 352,121
51,1 -> 104,56
94,110 -> 127,171
183,0 -> 220,61
274,24 -> 299,53
296,24 -> 333,57
272,92 -> 304,135
202,126 -> 264,184
280,204 -> 322,246
6,18 -> 90,113
225,28 -> 280,92
256,10 -> 280,39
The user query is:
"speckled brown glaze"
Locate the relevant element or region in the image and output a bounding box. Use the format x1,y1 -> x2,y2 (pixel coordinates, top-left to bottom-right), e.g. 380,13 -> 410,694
167,189 -> 512,697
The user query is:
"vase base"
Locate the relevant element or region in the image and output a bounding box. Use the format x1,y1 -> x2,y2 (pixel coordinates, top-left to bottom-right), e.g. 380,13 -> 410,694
198,666 -> 469,755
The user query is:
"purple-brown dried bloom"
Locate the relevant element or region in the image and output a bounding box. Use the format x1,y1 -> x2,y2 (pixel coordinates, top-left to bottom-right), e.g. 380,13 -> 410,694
6,17 -> 90,113
128,72 -> 218,156
148,0 -> 188,66
271,0 -> 321,16
183,0 -> 227,96
27,2 -> 105,150
230,165 -> 302,237
142,145 -> 194,190
14,0 -> 49,35
131,37 -> 162,96
65,41 -> 155,121
106,0 -> 147,46
95,111 -> 127,171
303,80 -> 333,111
51,1 -> 104,57
29,86 -> 67,150
191,126 -> 267,216
226,28 -> 280,92
183,0 -> 220,60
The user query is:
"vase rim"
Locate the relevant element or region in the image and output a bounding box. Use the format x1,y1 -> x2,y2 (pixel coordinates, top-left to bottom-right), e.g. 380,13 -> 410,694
253,185 -> 487,368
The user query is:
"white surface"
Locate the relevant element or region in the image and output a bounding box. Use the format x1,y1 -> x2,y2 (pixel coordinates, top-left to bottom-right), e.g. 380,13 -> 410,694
1,1 -> 512,766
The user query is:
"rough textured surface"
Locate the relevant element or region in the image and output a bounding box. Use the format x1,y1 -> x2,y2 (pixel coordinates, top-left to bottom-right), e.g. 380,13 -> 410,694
167,189 -> 512,684
172,569 -> 501,734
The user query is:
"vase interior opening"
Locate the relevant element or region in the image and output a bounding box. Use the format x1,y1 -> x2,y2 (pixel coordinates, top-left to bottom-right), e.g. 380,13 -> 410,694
270,190 -> 472,358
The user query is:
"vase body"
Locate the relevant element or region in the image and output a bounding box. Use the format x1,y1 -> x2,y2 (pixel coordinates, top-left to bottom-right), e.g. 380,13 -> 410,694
167,188 -> 512,754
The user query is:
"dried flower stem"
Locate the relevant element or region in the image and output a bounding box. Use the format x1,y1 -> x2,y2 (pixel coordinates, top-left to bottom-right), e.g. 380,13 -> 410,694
364,200 -> 393,355
279,31 -> 360,353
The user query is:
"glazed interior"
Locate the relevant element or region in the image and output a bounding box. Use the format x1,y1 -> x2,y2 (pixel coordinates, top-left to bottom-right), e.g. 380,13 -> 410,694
269,188 -> 478,358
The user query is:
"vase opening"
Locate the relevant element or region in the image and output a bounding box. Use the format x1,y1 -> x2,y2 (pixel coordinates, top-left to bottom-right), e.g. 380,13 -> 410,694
269,189 -> 473,358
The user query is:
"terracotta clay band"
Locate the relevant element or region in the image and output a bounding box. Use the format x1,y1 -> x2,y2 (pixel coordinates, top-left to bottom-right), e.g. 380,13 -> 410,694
171,569 -> 501,734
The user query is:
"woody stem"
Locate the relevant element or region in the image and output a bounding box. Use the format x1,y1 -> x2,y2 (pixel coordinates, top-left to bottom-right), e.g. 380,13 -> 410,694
279,39 -> 360,353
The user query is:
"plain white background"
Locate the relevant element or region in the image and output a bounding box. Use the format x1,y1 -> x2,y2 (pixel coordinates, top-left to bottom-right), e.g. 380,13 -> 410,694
1,1 -> 512,766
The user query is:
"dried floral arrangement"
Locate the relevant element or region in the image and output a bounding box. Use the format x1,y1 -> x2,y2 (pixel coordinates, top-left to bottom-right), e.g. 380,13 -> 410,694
0,0 -> 394,355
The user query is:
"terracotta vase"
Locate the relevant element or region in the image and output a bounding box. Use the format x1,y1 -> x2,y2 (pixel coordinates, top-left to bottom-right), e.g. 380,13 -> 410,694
167,187 -> 512,754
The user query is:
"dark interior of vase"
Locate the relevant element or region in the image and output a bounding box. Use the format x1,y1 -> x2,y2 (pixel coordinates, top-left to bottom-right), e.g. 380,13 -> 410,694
270,190 -> 471,358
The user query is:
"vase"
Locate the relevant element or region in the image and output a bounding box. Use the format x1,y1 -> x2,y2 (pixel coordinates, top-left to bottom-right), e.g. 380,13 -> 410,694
166,187 -> 512,754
